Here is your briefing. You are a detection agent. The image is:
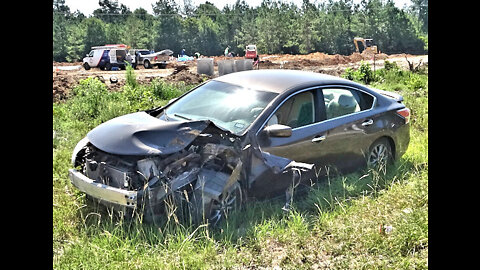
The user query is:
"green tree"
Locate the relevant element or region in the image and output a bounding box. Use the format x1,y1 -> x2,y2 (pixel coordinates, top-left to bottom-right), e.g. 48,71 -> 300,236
316,0 -> 355,55
123,9 -> 154,49
53,0 -> 427,61
53,0 -> 70,61
152,0 -> 182,52
224,0 -> 257,56
65,22 -> 86,62
255,0 -> 299,54
410,0 -> 428,34
197,15 -> 222,56
83,17 -> 107,55
93,0 -> 130,23
297,0 -> 320,54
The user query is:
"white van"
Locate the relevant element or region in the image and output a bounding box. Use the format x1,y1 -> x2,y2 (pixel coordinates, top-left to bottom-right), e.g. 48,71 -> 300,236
83,44 -> 135,70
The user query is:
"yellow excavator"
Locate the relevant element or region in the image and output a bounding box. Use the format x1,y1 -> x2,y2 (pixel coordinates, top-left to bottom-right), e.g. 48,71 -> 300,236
353,37 -> 378,54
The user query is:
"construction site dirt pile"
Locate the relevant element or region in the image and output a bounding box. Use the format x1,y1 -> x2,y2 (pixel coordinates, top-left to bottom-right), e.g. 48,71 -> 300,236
264,52 -> 388,65
53,71 -> 77,102
166,69 -> 209,85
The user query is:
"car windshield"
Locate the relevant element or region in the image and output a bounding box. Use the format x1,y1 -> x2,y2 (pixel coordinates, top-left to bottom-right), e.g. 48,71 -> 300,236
162,81 -> 278,135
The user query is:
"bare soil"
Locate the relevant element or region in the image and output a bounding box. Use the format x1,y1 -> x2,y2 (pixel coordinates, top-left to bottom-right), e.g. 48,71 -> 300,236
53,52 -> 427,103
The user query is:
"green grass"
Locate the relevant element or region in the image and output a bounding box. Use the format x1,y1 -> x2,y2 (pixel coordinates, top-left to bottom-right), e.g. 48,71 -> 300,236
53,65 -> 428,269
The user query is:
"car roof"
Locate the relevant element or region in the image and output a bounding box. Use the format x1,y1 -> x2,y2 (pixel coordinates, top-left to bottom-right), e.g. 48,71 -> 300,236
213,69 -> 352,94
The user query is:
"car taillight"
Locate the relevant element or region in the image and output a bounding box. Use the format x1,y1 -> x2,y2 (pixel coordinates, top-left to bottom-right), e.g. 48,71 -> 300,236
396,108 -> 410,124
154,56 -> 158,60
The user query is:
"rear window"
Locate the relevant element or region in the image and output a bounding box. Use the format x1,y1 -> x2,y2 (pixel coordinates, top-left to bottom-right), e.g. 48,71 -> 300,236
323,88 -> 374,120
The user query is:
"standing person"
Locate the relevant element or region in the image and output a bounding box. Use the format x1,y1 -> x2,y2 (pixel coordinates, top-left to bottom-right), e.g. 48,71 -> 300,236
224,46 -> 229,57
180,48 -> 186,57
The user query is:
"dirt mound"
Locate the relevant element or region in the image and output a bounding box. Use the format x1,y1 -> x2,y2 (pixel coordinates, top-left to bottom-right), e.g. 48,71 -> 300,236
53,71 -> 77,102
258,60 -> 280,69
283,59 -> 321,69
165,69 -> 209,85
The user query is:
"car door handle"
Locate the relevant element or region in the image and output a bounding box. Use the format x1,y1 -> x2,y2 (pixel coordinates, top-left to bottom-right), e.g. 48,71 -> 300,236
362,119 -> 374,127
311,135 -> 326,143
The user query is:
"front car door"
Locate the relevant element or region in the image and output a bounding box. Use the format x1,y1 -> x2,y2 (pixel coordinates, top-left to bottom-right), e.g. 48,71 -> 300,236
253,87 -> 324,196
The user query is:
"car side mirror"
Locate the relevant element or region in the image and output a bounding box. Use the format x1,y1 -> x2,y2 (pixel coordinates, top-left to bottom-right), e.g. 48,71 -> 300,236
263,124 -> 292,137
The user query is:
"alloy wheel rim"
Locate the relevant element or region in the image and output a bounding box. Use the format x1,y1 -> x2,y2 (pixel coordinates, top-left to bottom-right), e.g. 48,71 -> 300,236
368,143 -> 388,167
209,183 -> 241,226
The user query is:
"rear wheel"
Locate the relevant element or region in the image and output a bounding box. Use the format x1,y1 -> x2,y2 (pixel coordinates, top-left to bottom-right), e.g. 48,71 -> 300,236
367,138 -> 392,168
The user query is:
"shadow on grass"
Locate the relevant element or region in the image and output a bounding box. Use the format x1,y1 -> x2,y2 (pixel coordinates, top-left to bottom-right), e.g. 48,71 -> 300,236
211,158 -> 425,243
73,157 -> 424,246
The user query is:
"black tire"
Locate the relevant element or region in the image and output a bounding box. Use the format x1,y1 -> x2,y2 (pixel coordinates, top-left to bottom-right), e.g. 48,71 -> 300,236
83,62 -> 91,70
191,182 -> 243,226
144,60 -> 152,69
367,138 -> 392,168
105,63 -> 112,71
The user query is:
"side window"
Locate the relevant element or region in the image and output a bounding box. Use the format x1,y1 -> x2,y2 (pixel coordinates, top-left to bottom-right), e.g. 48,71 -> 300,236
323,88 -> 373,120
267,91 -> 315,129
88,50 -> 94,57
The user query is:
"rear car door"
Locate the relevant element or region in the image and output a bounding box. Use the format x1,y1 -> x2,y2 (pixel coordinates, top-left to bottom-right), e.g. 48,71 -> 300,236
312,86 -> 379,175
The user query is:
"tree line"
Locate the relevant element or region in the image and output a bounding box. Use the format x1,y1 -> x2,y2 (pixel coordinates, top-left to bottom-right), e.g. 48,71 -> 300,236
53,0 -> 428,62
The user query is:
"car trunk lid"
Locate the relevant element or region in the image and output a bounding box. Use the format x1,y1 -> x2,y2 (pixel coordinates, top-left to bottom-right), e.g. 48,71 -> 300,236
372,88 -> 404,102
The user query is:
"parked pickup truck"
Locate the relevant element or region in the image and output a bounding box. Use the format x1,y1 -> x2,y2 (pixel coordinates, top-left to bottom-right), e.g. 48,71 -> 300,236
130,49 -> 173,69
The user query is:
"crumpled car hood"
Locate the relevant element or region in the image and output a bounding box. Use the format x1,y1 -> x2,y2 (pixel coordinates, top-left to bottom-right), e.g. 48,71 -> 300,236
87,112 -> 210,155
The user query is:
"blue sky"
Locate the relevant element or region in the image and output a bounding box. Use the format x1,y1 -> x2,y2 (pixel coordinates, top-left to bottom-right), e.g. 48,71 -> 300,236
64,0 -> 413,16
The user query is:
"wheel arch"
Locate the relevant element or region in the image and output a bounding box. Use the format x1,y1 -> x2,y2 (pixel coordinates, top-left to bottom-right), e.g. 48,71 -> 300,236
371,135 -> 396,161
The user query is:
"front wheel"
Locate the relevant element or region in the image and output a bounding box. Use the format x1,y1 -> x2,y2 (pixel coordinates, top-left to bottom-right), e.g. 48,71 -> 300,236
144,60 -> 152,69
83,63 -> 91,70
191,182 -> 243,226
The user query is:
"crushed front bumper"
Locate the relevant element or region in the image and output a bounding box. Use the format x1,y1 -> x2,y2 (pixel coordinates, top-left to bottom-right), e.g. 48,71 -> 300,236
68,169 -> 138,208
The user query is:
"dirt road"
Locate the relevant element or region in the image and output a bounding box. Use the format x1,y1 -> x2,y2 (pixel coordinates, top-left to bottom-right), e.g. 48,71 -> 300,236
53,52 -> 427,102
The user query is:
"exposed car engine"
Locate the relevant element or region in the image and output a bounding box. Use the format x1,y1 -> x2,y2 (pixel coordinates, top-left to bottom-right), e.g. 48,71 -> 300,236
73,127 -> 245,224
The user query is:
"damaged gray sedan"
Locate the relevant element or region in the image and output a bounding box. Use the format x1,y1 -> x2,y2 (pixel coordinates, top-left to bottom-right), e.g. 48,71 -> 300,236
69,69 -> 410,225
